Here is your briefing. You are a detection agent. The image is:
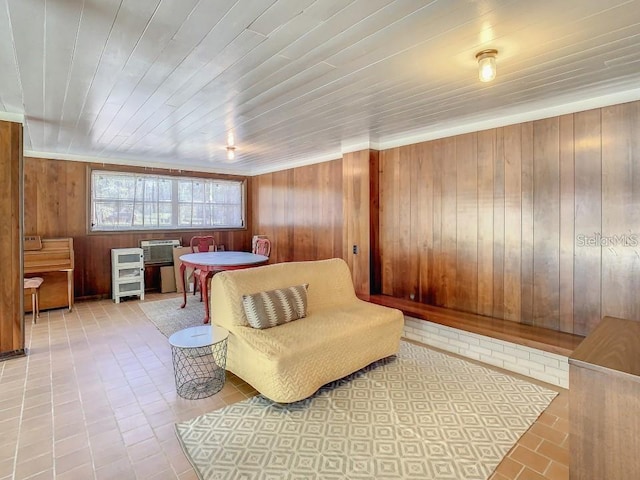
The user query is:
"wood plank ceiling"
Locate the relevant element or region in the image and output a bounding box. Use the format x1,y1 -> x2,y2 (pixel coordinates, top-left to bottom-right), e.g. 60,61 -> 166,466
1,0 -> 640,175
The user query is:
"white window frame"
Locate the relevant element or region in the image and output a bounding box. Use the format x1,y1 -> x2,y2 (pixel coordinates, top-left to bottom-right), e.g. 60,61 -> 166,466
90,169 -> 246,232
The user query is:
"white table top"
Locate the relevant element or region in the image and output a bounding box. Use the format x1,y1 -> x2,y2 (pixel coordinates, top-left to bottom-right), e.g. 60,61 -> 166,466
168,324 -> 229,349
179,251 -> 268,267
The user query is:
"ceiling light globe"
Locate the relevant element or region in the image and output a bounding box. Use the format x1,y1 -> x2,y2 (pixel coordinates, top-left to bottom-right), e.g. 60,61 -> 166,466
476,49 -> 498,83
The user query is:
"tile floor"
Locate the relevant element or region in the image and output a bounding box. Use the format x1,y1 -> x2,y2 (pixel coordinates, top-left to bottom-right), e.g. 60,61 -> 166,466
0,295 -> 569,480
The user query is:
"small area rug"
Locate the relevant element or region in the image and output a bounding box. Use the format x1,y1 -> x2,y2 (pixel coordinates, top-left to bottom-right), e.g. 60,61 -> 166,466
176,341 -> 557,480
139,297 -> 205,337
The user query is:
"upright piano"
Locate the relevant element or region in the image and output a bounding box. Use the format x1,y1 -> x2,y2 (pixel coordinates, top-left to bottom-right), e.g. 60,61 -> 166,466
24,237 -> 74,312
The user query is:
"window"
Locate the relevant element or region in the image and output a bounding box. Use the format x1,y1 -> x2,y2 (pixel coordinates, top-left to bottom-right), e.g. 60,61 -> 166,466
90,170 -> 245,232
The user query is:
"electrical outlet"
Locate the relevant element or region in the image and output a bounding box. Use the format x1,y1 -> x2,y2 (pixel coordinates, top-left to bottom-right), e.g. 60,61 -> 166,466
352,245 -> 358,254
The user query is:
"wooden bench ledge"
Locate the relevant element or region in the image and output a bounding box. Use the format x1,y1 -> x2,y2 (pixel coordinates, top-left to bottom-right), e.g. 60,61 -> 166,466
363,294 -> 584,357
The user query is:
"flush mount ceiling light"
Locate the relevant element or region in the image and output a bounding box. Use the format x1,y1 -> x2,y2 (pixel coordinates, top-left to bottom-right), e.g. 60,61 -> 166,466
476,49 -> 498,82
226,145 -> 236,161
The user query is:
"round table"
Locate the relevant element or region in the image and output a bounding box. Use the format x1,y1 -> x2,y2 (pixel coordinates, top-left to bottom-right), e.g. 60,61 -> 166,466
179,251 -> 269,324
168,324 -> 229,399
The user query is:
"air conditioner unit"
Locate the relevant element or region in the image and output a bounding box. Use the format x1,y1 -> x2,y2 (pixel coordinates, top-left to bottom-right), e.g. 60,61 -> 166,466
140,239 -> 181,265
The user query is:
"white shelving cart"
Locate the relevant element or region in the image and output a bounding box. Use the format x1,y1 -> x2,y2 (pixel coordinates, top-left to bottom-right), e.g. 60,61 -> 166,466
111,248 -> 145,303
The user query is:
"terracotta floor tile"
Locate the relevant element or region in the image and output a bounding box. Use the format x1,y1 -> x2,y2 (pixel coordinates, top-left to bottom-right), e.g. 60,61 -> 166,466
54,462 -> 96,480
132,452 -> 171,479
537,439 -> 570,465
55,446 -> 92,475
529,421 -> 568,447
54,433 -> 90,458
177,469 -> 200,480
95,458 -> 135,480
127,437 -> 163,462
510,446 -> 551,475
492,456 -> 524,478
536,411 -> 558,427
516,466 -> 548,480
21,469 -> 54,480
13,452 -> 53,480
518,432 -> 543,451
0,458 -> 14,478
545,460 -> 570,480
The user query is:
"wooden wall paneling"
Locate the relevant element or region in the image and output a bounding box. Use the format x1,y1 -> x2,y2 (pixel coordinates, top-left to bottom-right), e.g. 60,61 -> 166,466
266,171 -> 277,261
416,142 -> 432,303
343,150 -> 371,295
252,160 -> 342,266
326,159 -> 344,261
520,122 -> 535,326
559,114 -> 575,333
379,148 -> 397,296
0,121 -> 23,356
374,100 -> 639,335
399,146 -> 414,299
601,103 -> 640,324
293,166 -> 313,260
23,158 -> 38,235
254,173 -> 272,256
428,139 -> 444,306
369,150 -> 381,294
310,164 -> 321,260
532,117 -> 561,330
36,158 -> 66,236
441,138 -> 457,308
477,129 -> 495,317
64,161 -> 86,236
282,169 -> 296,263
492,128 -> 506,320
455,133 -> 478,313
390,148 -> 402,298
503,124 -> 523,322
515,122 -> 535,325
574,108 -> 603,335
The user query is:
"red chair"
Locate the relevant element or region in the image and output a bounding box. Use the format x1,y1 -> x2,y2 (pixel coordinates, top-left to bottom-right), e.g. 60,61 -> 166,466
253,238 -> 271,257
190,236 -> 216,254
190,236 -> 216,300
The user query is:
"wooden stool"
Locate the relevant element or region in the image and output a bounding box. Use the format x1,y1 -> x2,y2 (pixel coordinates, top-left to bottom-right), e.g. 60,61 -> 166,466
24,277 -> 44,323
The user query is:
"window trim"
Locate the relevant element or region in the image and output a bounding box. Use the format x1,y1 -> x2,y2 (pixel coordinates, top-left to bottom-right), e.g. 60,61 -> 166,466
87,167 -> 247,234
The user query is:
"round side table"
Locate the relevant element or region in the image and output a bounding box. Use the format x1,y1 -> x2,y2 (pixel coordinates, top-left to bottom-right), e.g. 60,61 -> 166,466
168,325 -> 229,400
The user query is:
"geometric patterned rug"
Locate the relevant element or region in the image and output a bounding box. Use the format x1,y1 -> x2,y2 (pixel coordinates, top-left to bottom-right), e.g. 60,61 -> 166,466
139,297 -> 205,337
175,341 -> 557,479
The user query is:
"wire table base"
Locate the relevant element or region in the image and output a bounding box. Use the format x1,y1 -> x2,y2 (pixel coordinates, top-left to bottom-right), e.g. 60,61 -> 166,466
169,325 -> 228,400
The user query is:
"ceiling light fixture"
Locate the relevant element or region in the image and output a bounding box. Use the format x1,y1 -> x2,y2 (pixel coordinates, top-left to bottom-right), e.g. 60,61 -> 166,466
226,145 -> 236,161
476,49 -> 498,83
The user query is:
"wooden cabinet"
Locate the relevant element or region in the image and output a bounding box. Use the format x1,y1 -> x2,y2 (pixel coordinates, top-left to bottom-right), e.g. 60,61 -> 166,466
569,316 -> 640,479
111,248 -> 144,303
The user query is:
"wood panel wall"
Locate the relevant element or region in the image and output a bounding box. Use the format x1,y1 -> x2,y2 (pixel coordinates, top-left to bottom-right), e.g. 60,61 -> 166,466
251,160 -> 343,263
343,150 -> 379,295
23,157 -> 253,300
0,121 -> 23,357
379,100 -> 640,336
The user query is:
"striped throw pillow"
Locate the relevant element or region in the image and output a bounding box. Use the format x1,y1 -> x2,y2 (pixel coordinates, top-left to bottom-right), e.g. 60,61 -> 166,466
242,284 -> 309,329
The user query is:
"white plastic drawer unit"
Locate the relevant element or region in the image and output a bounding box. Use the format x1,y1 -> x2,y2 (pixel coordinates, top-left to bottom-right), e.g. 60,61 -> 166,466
111,248 -> 145,303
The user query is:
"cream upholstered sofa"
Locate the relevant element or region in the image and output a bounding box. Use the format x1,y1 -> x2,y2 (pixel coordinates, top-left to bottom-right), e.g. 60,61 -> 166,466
209,258 -> 404,403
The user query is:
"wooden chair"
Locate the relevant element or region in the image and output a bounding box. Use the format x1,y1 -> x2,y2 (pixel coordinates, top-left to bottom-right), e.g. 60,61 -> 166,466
24,277 -> 44,323
253,238 -> 271,257
189,236 -> 216,301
